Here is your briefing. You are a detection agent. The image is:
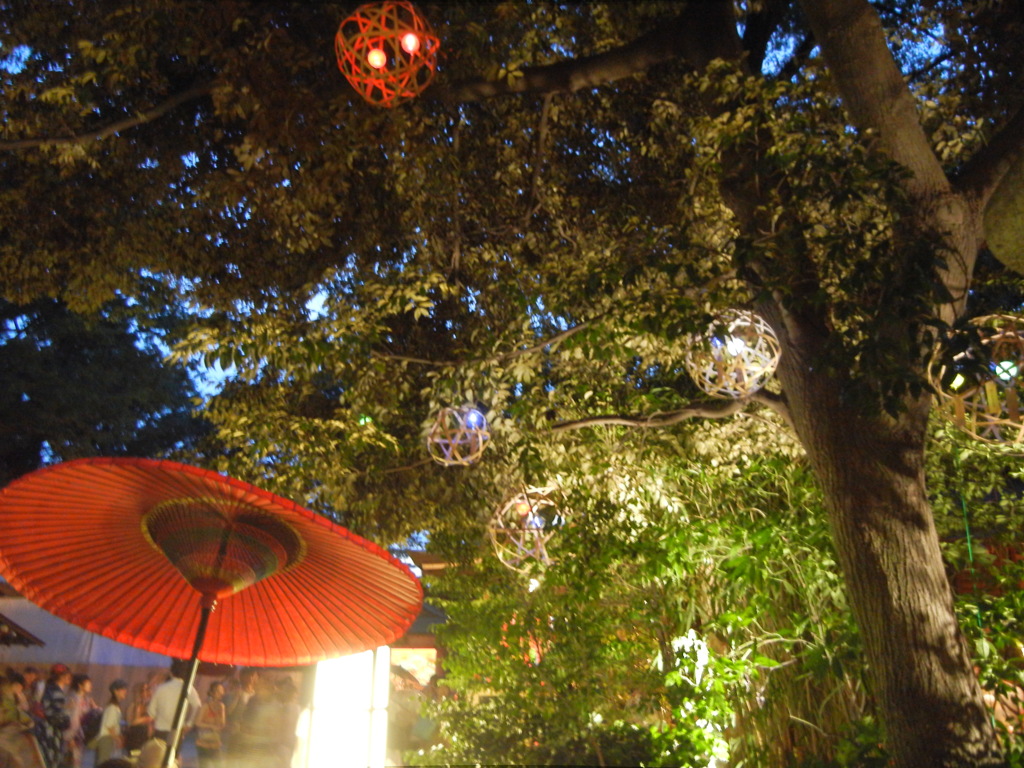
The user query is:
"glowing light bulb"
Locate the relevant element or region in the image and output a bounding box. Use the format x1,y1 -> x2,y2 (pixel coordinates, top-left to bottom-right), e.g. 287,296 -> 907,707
995,360 -> 1018,381
950,373 -> 966,391
464,408 -> 484,428
358,415 -> 373,426
725,336 -> 747,356
401,32 -> 420,54
366,48 -> 387,69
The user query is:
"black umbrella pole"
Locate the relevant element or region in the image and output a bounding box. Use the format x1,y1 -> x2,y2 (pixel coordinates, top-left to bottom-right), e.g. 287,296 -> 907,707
162,599 -> 215,768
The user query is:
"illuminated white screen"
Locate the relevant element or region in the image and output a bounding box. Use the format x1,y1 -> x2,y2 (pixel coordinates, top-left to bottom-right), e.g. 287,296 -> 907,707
293,647 -> 390,768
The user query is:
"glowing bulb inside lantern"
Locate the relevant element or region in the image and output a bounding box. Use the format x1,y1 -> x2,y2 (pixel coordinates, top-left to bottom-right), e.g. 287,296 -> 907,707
367,48 -> 387,69
401,32 -> 420,54
994,360 -> 1019,381
464,408 -> 485,429
950,373 -> 966,391
724,336 -> 747,356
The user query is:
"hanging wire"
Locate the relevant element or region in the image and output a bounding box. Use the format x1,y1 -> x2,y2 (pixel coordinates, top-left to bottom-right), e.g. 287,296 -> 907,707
951,438 -> 998,729
953,445 -> 984,630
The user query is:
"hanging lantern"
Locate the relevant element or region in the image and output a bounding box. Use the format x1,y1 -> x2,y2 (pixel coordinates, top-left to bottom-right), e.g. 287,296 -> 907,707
334,1 -> 440,108
930,315 -> 1024,445
488,486 -> 563,572
426,405 -> 490,466
684,309 -> 781,398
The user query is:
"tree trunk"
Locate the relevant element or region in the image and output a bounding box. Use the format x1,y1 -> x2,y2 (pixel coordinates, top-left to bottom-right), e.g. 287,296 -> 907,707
777,347 -> 1004,767
749,3 -> 1009,762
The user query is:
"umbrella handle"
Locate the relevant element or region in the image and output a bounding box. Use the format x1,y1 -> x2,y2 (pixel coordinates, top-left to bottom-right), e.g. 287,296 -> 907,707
162,599 -> 215,768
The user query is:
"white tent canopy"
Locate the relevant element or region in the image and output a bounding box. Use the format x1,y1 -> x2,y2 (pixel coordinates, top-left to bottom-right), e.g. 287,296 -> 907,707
0,595 -> 171,690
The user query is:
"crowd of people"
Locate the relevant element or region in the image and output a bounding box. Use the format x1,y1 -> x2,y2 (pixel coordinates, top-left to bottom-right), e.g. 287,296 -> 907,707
0,663 -> 301,768
0,663 -> 103,768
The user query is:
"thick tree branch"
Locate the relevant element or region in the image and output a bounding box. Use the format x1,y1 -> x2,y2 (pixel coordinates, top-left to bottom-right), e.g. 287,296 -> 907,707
0,81 -> 215,151
981,140 -> 1024,273
749,389 -> 795,431
523,92 -> 553,229
368,395 -> 768,474
444,3 -> 741,102
376,458 -> 432,476
549,399 -> 749,434
962,102 -> 1024,273
368,351 -> 450,367
548,389 -> 793,435
956,102 -> 1024,208
496,320 -> 595,362
365,391 -> 783,475
798,0 -> 982,321
798,0 -> 949,200
449,115 -> 464,275
906,51 -> 954,84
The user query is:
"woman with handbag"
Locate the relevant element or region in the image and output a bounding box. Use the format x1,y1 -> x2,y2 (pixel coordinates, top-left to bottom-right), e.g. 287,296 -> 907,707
194,681 -> 226,768
123,681 -> 153,755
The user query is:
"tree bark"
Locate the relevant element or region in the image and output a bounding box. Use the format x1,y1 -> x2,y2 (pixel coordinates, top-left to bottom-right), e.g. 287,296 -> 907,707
0,82 -> 215,151
445,2 -> 741,102
773,4 -> 1007,762
771,329 -> 1004,767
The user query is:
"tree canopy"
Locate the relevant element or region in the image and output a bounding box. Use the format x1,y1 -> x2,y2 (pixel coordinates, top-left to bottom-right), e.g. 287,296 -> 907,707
3,2 -> 1024,766
0,286 -> 211,485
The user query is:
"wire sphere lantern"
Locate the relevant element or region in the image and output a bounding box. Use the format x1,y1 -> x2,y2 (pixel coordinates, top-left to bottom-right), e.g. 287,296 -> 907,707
426,405 -> 490,466
930,315 -> 1024,445
684,309 -> 781,398
488,486 -> 563,572
334,1 -> 440,108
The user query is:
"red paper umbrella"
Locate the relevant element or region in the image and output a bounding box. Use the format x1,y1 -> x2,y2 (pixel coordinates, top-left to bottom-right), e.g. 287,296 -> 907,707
0,458 -> 422,764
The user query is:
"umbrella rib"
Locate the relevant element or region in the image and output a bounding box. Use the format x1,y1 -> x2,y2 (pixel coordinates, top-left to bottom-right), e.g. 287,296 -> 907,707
292,568 -> 389,650
307,550 -> 420,628
268,573 -> 333,662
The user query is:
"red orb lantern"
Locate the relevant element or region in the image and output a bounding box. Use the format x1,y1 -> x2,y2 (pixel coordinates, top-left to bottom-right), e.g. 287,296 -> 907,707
335,1 -> 441,108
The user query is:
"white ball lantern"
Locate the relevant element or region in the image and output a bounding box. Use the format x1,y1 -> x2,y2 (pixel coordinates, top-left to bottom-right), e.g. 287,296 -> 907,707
426,405 -> 490,466
684,309 -> 781,398
930,314 -> 1024,445
488,486 -> 563,572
